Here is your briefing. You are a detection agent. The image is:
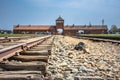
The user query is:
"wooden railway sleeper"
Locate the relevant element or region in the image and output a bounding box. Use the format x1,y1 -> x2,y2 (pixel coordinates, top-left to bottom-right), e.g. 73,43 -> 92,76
21,44 -> 28,51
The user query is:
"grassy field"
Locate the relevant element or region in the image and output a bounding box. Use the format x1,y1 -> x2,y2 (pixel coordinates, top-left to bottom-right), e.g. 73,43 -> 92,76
77,34 -> 120,37
0,34 -> 47,37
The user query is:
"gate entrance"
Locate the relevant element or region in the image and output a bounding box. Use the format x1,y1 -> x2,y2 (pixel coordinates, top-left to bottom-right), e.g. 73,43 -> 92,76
57,28 -> 63,34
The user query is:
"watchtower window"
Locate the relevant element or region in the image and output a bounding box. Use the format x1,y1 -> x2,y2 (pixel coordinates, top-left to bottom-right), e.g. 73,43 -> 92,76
56,20 -> 64,23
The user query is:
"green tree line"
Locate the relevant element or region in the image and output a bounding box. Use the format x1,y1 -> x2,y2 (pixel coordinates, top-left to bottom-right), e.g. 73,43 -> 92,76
110,25 -> 120,33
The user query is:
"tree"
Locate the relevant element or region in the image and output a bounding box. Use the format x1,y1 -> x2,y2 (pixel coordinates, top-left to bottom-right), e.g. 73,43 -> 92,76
110,25 -> 118,33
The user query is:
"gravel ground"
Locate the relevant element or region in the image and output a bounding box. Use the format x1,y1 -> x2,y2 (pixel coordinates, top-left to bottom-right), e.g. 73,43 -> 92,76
47,35 -> 120,80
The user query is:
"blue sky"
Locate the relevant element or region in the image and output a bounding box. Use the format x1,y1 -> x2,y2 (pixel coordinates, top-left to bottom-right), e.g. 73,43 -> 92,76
0,0 -> 120,30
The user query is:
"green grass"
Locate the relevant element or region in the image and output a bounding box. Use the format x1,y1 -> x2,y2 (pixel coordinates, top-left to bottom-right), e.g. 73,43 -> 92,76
77,34 -> 120,37
0,34 -> 47,37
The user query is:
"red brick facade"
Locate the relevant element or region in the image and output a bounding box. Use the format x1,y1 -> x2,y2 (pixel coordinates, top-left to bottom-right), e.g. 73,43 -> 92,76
13,16 -> 108,35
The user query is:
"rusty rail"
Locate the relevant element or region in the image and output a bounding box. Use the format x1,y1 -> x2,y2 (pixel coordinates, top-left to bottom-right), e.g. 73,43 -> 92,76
73,36 -> 120,44
0,37 -> 32,43
0,35 -> 51,62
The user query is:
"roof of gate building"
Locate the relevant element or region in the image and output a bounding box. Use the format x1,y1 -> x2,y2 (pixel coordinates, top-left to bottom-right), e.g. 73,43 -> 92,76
64,25 -> 108,30
14,25 -> 55,30
14,25 -> 107,30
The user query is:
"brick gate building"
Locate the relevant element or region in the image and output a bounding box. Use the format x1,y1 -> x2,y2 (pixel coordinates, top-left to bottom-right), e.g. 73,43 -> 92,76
13,16 -> 108,35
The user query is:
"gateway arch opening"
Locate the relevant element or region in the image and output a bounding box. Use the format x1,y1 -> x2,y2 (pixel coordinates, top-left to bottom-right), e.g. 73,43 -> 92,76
57,28 -> 63,34
78,30 -> 84,34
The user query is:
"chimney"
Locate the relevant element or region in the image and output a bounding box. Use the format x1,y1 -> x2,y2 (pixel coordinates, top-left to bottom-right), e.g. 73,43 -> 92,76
72,24 -> 75,27
102,19 -> 104,25
89,22 -> 91,27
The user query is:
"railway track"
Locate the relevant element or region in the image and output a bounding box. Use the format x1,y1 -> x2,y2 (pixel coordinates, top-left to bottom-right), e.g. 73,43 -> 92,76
0,36 -> 32,43
0,35 -> 53,80
0,35 -> 119,80
0,36 -> 46,50
73,36 -> 120,44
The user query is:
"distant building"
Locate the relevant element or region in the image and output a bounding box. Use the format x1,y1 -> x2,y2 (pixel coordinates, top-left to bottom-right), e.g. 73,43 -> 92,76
13,16 -> 108,35
0,29 -> 12,34
109,29 -> 120,34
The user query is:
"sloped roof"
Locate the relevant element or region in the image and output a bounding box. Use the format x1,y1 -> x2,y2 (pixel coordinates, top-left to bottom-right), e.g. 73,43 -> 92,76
64,25 -> 108,30
56,16 -> 64,21
13,25 -> 108,31
14,25 -> 55,30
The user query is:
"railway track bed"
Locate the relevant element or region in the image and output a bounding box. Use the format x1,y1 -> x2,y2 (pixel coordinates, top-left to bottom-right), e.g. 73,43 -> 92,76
0,35 -> 120,80
47,35 -> 119,80
0,36 -> 53,80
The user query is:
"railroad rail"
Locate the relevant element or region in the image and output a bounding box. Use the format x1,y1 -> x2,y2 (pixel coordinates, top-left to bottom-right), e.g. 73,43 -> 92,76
76,35 -> 120,40
0,36 -> 33,43
74,36 -> 120,44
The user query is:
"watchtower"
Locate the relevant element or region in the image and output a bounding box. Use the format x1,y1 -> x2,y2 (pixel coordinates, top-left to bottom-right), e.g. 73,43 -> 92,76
56,16 -> 64,35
